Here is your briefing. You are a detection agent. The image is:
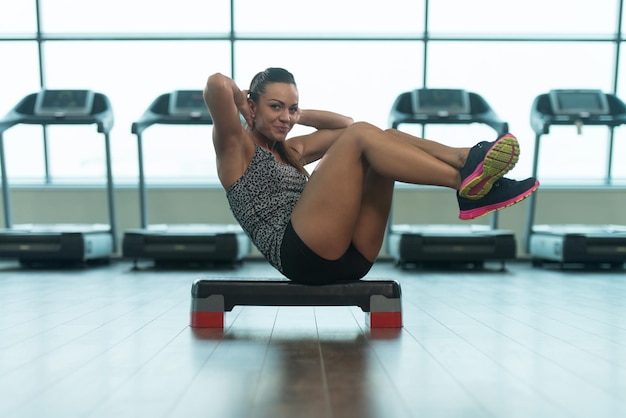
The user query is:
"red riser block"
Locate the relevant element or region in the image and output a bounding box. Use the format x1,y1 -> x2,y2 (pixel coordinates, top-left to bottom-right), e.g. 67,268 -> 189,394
367,311 -> 402,328
190,311 -> 224,328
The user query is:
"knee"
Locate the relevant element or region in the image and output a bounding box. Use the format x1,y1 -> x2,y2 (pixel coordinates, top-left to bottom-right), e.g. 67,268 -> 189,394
344,121 -> 381,139
337,122 -> 385,151
350,121 -> 378,131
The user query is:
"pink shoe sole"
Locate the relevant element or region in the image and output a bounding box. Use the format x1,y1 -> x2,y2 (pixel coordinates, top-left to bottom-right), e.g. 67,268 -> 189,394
459,179 -> 539,220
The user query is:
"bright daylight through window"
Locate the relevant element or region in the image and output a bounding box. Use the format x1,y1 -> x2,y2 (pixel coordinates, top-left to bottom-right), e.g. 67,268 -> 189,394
0,0 -> 625,185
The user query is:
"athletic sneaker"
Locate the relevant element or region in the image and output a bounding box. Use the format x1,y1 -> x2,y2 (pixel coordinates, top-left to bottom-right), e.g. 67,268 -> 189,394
458,177 -> 539,220
459,133 -> 520,200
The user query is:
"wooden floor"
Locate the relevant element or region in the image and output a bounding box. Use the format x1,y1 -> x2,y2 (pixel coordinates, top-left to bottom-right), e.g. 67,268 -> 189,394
0,258 -> 625,418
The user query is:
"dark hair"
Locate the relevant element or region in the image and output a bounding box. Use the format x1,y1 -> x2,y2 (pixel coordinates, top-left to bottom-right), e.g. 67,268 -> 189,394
249,67 -> 297,101
248,68 -> 309,177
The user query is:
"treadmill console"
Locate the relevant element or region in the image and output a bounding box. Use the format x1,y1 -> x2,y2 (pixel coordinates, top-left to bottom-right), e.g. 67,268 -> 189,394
411,88 -> 471,116
169,90 -> 210,118
34,89 -> 95,117
548,89 -> 609,117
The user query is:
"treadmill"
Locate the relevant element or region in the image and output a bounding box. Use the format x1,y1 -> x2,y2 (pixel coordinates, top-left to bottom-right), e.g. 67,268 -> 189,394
386,88 -> 517,269
121,90 -> 250,268
0,89 -> 117,267
524,89 -> 626,269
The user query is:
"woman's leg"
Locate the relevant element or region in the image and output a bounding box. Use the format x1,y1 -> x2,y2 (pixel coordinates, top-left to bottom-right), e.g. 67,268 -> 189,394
384,128 -> 469,169
386,128 -> 521,199
348,166 -> 395,262
290,122 -> 462,261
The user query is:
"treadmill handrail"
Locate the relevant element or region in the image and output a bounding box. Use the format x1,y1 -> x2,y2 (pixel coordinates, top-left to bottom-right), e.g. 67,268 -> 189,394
131,92 -> 213,136
389,91 -> 509,135
131,92 -> 215,228
0,92 -> 114,135
530,92 -> 626,135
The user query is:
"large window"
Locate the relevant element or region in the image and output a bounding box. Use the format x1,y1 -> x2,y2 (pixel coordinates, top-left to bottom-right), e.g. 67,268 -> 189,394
0,0 -> 624,186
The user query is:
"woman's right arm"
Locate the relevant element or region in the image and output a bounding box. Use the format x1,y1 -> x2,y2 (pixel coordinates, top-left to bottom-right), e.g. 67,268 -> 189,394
204,73 -> 247,151
203,73 -> 253,189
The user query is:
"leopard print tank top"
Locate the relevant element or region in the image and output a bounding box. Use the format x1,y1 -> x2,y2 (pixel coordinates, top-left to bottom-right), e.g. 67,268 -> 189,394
226,145 -> 307,272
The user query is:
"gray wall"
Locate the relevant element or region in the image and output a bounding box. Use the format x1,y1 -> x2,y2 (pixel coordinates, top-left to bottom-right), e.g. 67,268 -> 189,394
2,186 -> 625,259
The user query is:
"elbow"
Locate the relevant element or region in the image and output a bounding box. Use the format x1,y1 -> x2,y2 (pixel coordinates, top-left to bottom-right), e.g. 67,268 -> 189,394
206,72 -> 226,88
204,73 -> 230,100
337,116 -> 354,128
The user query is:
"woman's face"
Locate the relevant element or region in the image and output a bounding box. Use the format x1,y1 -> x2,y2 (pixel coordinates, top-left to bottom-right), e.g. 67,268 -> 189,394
251,82 -> 299,142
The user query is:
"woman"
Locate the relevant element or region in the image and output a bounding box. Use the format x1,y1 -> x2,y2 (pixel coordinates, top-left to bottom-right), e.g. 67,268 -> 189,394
204,67 -> 538,284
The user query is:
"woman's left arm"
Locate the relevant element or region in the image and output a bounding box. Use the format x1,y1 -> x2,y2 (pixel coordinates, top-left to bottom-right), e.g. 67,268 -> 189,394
297,109 -> 354,130
288,109 -> 354,164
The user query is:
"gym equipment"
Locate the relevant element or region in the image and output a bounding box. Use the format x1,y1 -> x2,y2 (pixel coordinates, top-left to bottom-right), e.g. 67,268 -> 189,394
524,89 -> 626,268
190,279 -> 402,328
121,91 -> 250,268
386,88 -> 517,269
0,89 -> 117,267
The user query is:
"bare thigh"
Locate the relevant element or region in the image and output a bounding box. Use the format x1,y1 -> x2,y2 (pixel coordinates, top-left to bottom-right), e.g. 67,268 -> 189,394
349,167 -> 394,261
290,132 -> 385,261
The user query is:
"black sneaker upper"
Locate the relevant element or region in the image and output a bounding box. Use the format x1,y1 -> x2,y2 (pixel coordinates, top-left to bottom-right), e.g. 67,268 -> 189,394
457,177 -> 539,220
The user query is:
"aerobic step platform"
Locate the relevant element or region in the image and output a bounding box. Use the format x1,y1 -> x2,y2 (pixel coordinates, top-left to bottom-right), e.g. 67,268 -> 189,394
190,279 -> 403,329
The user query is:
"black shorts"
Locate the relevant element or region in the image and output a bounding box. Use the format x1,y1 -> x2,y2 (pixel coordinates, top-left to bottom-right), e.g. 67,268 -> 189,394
280,221 -> 373,285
